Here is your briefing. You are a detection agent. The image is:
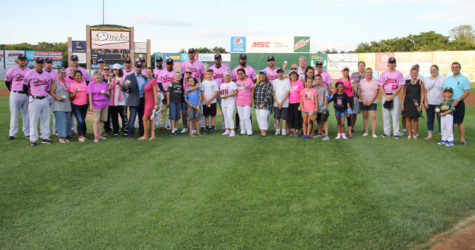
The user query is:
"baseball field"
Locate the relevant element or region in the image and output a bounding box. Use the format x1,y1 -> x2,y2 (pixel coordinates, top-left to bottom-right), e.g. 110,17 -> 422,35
0,95 -> 474,248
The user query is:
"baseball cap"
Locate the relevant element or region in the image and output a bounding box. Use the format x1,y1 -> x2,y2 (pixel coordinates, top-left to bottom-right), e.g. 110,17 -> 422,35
35,57 -> 44,63
214,54 -> 222,60
277,68 -> 284,73
341,66 -> 349,71
71,55 -> 79,61
259,70 -> 267,75
239,54 -> 247,60
112,63 -> 121,70
155,56 -> 163,62
166,58 -> 174,64
388,57 -> 396,63
97,58 -> 105,63
315,60 -> 323,66
135,61 -> 143,67
139,57 -> 146,62
17,54 -> 27,60
289,70 -> 298,76
45,57 -> 53,63
443,87 -> 453,93
188,48 -> 195,54
267,56 -> 275,62
124,58 -> 131,63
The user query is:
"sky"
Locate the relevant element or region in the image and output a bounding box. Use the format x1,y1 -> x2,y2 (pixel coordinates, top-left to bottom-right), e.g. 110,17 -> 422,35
1,0 -> 474,53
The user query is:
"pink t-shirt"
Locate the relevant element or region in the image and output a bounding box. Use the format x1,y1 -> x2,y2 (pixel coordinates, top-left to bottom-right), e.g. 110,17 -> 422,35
338,78 -> 354,98
5,66 -> 30,91
209,64 -> 229,87
153,68 -> 163,79
235,78 -> 254,106
301,88 -> 318,113
378,70 -> 405,93
69,82 -> 88,106
181,60 -> 205,83
158,70 -> 175,91
44,69 -> 58,91
232,65 -> 257,82
264,67 -> 278,81
289,80 -> 304,104
24,70 -> 51,97
359,78 -> 379,104
123,69 -> 135,77
87,81 -> 110,109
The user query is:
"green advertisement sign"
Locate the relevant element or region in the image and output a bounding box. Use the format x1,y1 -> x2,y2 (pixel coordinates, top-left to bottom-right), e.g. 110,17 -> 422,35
310,53 -> 328,71
294,36 -> 310,52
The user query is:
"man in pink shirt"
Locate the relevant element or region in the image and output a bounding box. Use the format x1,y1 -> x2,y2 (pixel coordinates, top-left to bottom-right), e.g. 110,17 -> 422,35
264,56 -> 278,81
157,59 -> 176,130
123,58 -> 134,77
153,57 -> 164,79
5,54 -> 30,140
24,58 -> 53,146
66,55 -> 90,83
181,48 -> 205,83
314,61 -> 332,88
378,57 -> 405,139
232,54 -> 257,83
209,54 -> 230,130
139,57 -> 147,76
44,57 -> 59,134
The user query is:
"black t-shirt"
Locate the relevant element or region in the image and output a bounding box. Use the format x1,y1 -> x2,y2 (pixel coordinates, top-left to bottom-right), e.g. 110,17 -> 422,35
333,92 -> 349,112
168,81 -> 184,103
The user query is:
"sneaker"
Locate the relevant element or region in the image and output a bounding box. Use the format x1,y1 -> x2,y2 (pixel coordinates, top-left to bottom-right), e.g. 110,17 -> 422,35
25,135 -> 30,139
313,134 -> 322,139
192,130 -> 197,135
41,139 -> 53,144
438,140 -> 446,145
222,130 -> 230,136
247,133 -> 253,136
461,141 -> 467,146
301,135 -> 307,139
229,131 -> 235,137
407,135 -> 412,140
94,137 -> 99,142
362,132 -> 368,137
8,136 -> 14,141
240,132 -> 246,136
401,129 -> 407,136
30,141 -> 38,146
113,133 -> 119,137
281,130 -> 287,136
342,134 -> 348,140
123,133 -> 128,137
175,131 -> 182,136
274,130 -> 281,136
98,136 -> 106,140
335,134 -> 341,140
322,136 -> 330,141
372,134 -> 378,138
446,141 -> 454,147
348,133 -> 352,138
181,128 -> 188,134
381,134 -> 388,138
393,135 -> 399,140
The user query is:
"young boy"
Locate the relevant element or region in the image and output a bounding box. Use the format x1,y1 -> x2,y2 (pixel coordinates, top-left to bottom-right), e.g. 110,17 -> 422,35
184,77 -> 202,137
272,68 -> 290,136
167,72 -> 184,136
438,87 -> 456,147
314,74 -> 329,140
201,69 -> 219,134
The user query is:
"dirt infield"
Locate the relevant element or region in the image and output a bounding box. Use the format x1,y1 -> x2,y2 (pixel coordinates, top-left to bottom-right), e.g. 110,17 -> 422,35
2,89 -> 475,105
416,215 -> 475,250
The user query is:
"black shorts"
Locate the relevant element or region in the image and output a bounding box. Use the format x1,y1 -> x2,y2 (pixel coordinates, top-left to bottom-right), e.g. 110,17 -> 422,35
453,100 -> 465,124
274,107 -> 289,120
203,103 -> 217,117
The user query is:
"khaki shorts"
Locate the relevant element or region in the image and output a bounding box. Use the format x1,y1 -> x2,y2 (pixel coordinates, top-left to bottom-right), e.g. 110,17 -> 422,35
93,108 -> 108,122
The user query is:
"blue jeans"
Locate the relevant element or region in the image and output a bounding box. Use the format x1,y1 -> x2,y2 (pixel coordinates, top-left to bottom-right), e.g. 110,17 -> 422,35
71,104 -> 88,137
54,111 -> 72,138
128,105 -> 144,138
426,104 -> 441,134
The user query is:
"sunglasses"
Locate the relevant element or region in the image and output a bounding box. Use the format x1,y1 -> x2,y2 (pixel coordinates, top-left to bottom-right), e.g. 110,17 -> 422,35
290,68 -> 297,70
103,68 -> 110,71
186,72 -> 192,74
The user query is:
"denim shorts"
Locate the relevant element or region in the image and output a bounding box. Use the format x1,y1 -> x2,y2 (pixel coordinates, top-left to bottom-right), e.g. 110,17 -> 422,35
274,107 -> 289,120
169,102 -> 182,120
335,110 -> 347,117
359,102 -> 377,111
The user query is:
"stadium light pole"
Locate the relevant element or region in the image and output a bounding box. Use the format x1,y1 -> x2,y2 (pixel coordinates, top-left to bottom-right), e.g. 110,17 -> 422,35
102,0 -> 105,24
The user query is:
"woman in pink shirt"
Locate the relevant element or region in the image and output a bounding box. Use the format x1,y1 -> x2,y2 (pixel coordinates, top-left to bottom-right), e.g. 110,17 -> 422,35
140,68 -> 159,141
288,70 -> 304,137
69,70 -> 88,142
358,68 -> 379,138
88,71 -> 110,142
337,66 -> 355,138
235,68 -> 255,136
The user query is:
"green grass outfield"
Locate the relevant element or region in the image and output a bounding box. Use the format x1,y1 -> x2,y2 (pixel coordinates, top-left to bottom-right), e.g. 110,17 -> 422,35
0,97 -> 474,249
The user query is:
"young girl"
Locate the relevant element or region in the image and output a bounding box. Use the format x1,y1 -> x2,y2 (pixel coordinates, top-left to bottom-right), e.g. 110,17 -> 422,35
338,67 -> 355,137
402,68 -> 425,139
299,77 -> 318,139
314,74 -> 329,140
333,82 -> 351,140
220,72 -> 238,137
184,77 -> 202,137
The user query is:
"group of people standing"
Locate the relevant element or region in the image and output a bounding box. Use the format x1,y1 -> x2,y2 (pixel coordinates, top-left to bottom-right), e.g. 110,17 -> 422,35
5,49 -> 471,146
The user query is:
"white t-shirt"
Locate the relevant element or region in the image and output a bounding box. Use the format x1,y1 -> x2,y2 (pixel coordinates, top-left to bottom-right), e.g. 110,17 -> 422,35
272,78 -> 291,108
219,81 -> 237,106
425,75 -> 446,105
201,80 -> 218,104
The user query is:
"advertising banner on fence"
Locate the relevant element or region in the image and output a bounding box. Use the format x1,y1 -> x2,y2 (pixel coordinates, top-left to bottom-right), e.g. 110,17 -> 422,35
294,36 -> 310,52
0,50 -> 4,69
4,50 -> 24,69
72,41 -> 86,53
73,53 -> 86,64
135,42 -> 147,53
310,53 -> 328,70
246,36 -> 294,53
376,52 -> 394,71
198,53 -> 231,62
359,53 -> 376,69
25,51 -> 63,61
394,51 -> 433,72
91,30 -> 130,50
231,36 -> 246,53
327,53 -> 359,71
433,51 -> 475,72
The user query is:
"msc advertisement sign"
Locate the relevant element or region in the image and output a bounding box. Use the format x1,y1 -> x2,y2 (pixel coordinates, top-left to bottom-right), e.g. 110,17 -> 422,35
231,36 -> 310,53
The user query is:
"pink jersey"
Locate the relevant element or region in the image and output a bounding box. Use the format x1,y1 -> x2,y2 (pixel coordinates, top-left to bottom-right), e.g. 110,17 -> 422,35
264,67 -> 278,81
315,70 -> 332,86
24,70 -> 51,97
66,66 -> 90,82
181,60 -> 205,83
158,69 -> 176,91
235,78 -> 255,106
301,88 -> 318,113
232,65 -> 257,82
378,70 -> 405,93
69,82 -> 88,105
289,80 -> 304,104
337,78 -> 354,98
44,69 -> 58,90
123,69 -> 135,77
5,66 -> 30,91
153,67 -> 164,79
209,64 -> 229,87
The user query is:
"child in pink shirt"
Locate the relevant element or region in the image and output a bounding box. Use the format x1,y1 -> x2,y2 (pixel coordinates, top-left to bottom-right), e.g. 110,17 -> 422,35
300,77 -> 318,139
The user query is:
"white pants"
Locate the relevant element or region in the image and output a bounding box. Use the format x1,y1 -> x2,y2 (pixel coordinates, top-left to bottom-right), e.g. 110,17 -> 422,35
237,105 -> 252,135
256,108 -> 270,131
29,97 -> 51,142
382,95 -> 400,136
221,102 -> 235,129
441,114 -> 454,142
9,92 -> 30,137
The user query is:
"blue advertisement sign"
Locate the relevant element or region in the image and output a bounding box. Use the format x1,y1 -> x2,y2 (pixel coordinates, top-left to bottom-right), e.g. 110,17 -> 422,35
231,36 -> 246,53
